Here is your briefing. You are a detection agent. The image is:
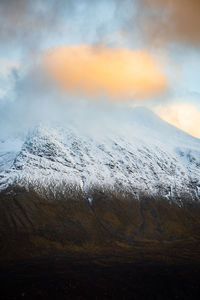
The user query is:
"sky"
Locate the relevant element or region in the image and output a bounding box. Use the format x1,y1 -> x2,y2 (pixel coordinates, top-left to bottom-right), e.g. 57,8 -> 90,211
0,0 -> 200,138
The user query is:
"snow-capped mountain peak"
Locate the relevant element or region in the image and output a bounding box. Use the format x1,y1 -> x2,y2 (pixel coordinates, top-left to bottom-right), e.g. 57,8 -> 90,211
0,107 -> 200,200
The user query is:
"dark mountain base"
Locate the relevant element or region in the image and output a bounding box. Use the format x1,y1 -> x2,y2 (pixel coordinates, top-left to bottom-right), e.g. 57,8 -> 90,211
0,187 -> 200,299
0,187 -> 200,261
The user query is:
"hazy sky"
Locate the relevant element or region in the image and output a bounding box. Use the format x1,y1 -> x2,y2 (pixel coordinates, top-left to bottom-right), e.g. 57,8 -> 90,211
0,0 -> 200,137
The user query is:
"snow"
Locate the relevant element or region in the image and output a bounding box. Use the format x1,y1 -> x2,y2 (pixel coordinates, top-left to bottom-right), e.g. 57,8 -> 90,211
0,107 -> 200,201
88,197 -> 93,205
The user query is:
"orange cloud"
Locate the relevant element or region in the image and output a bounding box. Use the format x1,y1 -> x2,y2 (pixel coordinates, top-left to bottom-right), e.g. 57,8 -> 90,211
43,45 -> 167,100
155,103 -> 200,138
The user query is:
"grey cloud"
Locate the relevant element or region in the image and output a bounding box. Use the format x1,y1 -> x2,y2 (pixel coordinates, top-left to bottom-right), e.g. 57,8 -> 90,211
0,0 -> 85,50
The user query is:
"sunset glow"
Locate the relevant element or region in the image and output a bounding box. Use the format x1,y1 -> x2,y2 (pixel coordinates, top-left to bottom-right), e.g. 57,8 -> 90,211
44,45 -> 167,100
156,103 -> 200,138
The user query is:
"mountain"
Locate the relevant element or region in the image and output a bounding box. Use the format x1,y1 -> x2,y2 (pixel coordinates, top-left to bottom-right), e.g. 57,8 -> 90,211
0,107 -> 200,201
0,107 -> 200,261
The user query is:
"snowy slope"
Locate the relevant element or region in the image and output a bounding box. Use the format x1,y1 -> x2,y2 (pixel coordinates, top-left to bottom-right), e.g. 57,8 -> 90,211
0,107 -> 200,200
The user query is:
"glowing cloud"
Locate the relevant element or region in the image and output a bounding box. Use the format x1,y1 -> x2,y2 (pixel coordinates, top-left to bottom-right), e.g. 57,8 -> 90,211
44,45 -> 167,100
155,103 -> 200,138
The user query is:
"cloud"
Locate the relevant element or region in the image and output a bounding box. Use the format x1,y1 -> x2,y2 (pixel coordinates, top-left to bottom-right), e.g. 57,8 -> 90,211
44,44 -> 168,100
0,0 -> 118,52
0,0 -> 80,50
155,103 -> 200,138
0,58 -> 20,99
1,0 -> 200,51
138,0 -> 200,46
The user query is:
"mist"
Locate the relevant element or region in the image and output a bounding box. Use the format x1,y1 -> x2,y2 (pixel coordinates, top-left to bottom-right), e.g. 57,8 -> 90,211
0,64 -> 134,142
